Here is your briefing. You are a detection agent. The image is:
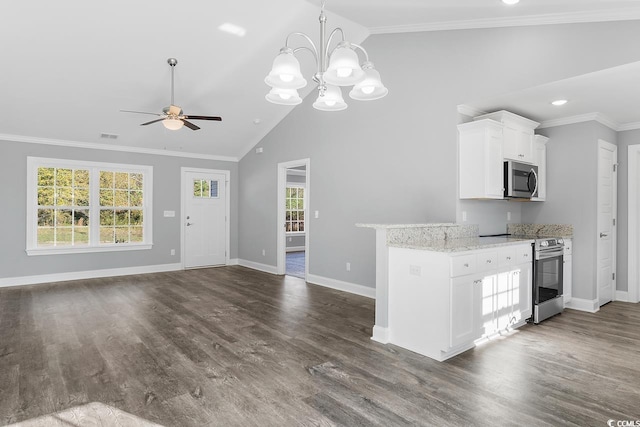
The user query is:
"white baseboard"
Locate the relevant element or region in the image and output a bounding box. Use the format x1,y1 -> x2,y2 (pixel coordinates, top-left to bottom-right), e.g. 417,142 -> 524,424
306,273 -> 375,299
286,246 -> 305,253
565,297 -> 600,313
237,259 -> 278,275
228,258 -> 239,266
0,263 -> 183,289
371,325 -> 390,344
615,290 -> 629,302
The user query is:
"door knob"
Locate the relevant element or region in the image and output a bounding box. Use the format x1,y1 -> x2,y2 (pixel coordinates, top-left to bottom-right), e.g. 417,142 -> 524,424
600,232 -> 608,238
186,222 -> 194,226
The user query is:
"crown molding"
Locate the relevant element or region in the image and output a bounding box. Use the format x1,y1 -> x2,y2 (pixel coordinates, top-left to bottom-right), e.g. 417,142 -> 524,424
369,9 -> 640,34
538,112 -> 618,131
0,133 -> 239,162
457,104 -> 487,118
617,122 -> 640,132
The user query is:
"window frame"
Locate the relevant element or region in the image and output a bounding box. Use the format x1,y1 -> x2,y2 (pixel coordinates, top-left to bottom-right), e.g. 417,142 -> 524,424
26,157 -> 153,256
285,184 -> 306,236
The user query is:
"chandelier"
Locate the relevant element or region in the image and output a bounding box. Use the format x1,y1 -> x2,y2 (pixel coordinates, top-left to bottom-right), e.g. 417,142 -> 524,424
264,1 -> 388,111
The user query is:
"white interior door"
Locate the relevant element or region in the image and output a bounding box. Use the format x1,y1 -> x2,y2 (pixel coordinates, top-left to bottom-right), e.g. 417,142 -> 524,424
184,171 -> 227,268
597,141 -> 617,306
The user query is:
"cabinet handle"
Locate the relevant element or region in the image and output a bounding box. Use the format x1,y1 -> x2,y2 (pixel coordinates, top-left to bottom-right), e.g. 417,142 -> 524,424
523,254 -> 528,258
473,280 -> 482,285
486,259 -> 492,264
464,263 -> 469,267
506,256 -> 511,260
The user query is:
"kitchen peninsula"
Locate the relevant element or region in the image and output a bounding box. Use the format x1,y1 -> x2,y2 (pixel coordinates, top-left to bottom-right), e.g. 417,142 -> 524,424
357,223 -> 535,361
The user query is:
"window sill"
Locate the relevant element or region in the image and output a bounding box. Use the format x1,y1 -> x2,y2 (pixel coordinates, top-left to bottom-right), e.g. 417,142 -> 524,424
26,243 -> 153,256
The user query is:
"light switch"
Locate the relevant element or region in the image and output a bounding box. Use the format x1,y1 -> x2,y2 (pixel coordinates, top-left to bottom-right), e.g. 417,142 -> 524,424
314,210 -> 319,219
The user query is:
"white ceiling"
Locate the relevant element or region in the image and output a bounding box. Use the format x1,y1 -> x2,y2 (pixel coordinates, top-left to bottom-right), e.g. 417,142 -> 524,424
2,1 -> 640,160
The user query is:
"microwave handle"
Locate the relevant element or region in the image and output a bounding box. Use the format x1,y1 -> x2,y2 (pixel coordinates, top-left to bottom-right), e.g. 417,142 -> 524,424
529,168 -> 539,197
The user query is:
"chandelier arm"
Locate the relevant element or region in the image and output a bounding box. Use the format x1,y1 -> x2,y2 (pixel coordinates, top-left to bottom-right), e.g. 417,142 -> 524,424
325,28 -> 346,65
292,46 -> 319,64
285,32 -> 319,61
349,43 -> 370,63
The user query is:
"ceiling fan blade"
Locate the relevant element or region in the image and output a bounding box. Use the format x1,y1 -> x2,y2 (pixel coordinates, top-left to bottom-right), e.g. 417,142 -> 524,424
182,120 -> 200,131
120,109 -> 162,116
169,105 -> 181,116
183,115 -> 222,121
140,118 -> 165,126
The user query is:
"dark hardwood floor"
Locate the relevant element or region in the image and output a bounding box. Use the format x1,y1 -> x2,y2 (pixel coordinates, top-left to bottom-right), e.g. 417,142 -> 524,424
1,266 -> 639,426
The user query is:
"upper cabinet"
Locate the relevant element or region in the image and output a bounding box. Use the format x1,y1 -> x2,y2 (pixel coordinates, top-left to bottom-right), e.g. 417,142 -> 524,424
474,111 -> 540,164
531,135 -> 548,202
458,119 -> 504,199
458,110 -> 546,201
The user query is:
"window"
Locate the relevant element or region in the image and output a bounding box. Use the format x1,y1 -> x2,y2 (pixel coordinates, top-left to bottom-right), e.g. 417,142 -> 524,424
27,157 -> 153,255
193,179 -> 219,198
285,186 -> 305,233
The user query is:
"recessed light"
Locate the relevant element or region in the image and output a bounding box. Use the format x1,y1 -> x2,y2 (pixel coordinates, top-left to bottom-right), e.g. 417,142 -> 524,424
551,99 -> 568,106
253,118 -> 262,125
502,0 -> 520,4
218,23 -> 246,37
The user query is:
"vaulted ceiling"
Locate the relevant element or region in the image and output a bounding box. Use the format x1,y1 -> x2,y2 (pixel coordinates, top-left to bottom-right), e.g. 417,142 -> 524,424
2,1 -> 639,160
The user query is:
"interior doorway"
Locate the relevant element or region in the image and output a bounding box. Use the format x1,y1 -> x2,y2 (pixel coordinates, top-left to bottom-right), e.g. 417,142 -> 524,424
277,159 -> 310,279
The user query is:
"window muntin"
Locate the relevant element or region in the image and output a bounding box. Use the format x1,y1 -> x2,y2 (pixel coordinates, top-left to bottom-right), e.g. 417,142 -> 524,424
285,186 -> 305,233
27,157 -> 153,255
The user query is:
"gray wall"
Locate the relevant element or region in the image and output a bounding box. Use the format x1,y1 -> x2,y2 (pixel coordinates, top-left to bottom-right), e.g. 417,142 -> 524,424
238,21 -> 640,289
0,139 -> 238,280
522,122 -> 618,300
616,128 -> 640,293
457,199 -> 523,235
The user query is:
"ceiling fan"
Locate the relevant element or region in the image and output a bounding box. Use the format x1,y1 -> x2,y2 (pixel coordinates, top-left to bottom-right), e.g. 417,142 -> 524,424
121,58 -> 222,131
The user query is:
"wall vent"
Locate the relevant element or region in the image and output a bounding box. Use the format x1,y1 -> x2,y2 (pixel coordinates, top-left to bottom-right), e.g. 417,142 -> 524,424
100,133 -> 119,139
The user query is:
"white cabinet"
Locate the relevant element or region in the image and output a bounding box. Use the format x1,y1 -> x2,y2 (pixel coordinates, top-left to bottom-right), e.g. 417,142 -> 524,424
475,110 -> 540,164
388,242 -> 533,361
563,238 -> 572,306
458,119 -> 504,199
531,135 -> 548,202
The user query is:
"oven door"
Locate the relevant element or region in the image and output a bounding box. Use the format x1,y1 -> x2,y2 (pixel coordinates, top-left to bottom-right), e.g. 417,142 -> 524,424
534,252 -> 563,304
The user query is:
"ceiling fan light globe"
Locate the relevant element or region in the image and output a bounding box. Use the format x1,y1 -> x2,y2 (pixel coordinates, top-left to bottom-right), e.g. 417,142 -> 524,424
265,50 -> 307,89
324,45 -> 364,86
163,118 -> 184,130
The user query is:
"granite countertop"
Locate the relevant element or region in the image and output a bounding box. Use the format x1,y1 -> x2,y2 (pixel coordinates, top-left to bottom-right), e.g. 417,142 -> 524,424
356,223 -> 457,229
388,236 -> 535,252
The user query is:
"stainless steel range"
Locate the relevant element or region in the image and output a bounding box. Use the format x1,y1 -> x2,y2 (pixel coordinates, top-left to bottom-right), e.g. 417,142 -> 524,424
533,238 -> 565,323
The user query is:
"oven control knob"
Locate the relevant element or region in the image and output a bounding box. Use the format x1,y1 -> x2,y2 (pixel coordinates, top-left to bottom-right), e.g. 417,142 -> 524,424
558,238 -> 564,245
540,241 -> 549,247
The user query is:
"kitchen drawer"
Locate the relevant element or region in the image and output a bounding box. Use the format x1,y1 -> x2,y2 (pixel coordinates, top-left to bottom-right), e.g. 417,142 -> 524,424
450,254 -> 477,277
516,244 -> 533,264
476,251 -> 498,273
497,247 -> 516,268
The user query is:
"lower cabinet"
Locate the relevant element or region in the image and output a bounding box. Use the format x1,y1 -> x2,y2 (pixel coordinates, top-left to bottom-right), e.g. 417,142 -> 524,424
388,242 -> 534,362
563,238 -> 572,306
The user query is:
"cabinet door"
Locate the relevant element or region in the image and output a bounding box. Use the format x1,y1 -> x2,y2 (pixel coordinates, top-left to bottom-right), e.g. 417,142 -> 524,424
531,136 -> 547,201
450,275 -> 482,348
503,124 -> 533,164
515,262 -> 533,322
496,269 -> 513,331
517,132 -> 534,163
478,274 -> 496,337
486,127 -> 505,198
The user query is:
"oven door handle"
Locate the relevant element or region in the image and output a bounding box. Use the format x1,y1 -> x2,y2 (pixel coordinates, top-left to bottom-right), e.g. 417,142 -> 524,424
536,248 -> 564,260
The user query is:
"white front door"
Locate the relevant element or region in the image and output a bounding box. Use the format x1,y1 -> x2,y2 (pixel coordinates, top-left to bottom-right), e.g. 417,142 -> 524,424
184,171 -> 227,268
597,140 -> 617,306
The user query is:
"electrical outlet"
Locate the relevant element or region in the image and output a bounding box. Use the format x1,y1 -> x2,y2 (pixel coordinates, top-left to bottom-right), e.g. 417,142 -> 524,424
314,210 -> 319,219
462,211 -> 467,222
507,211 -> 512,221
346,262 -> 351,272
170,249 -> 175,256
262,249 -> 266,256
409,265 -> 421,276
288,237 -> 292,242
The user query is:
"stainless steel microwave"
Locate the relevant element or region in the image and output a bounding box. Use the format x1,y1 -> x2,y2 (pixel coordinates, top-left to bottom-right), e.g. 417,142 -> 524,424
504,161 -> 538,198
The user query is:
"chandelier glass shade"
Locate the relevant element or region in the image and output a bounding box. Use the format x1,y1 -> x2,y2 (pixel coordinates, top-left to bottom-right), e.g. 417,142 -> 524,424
264,2 -> 387,111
